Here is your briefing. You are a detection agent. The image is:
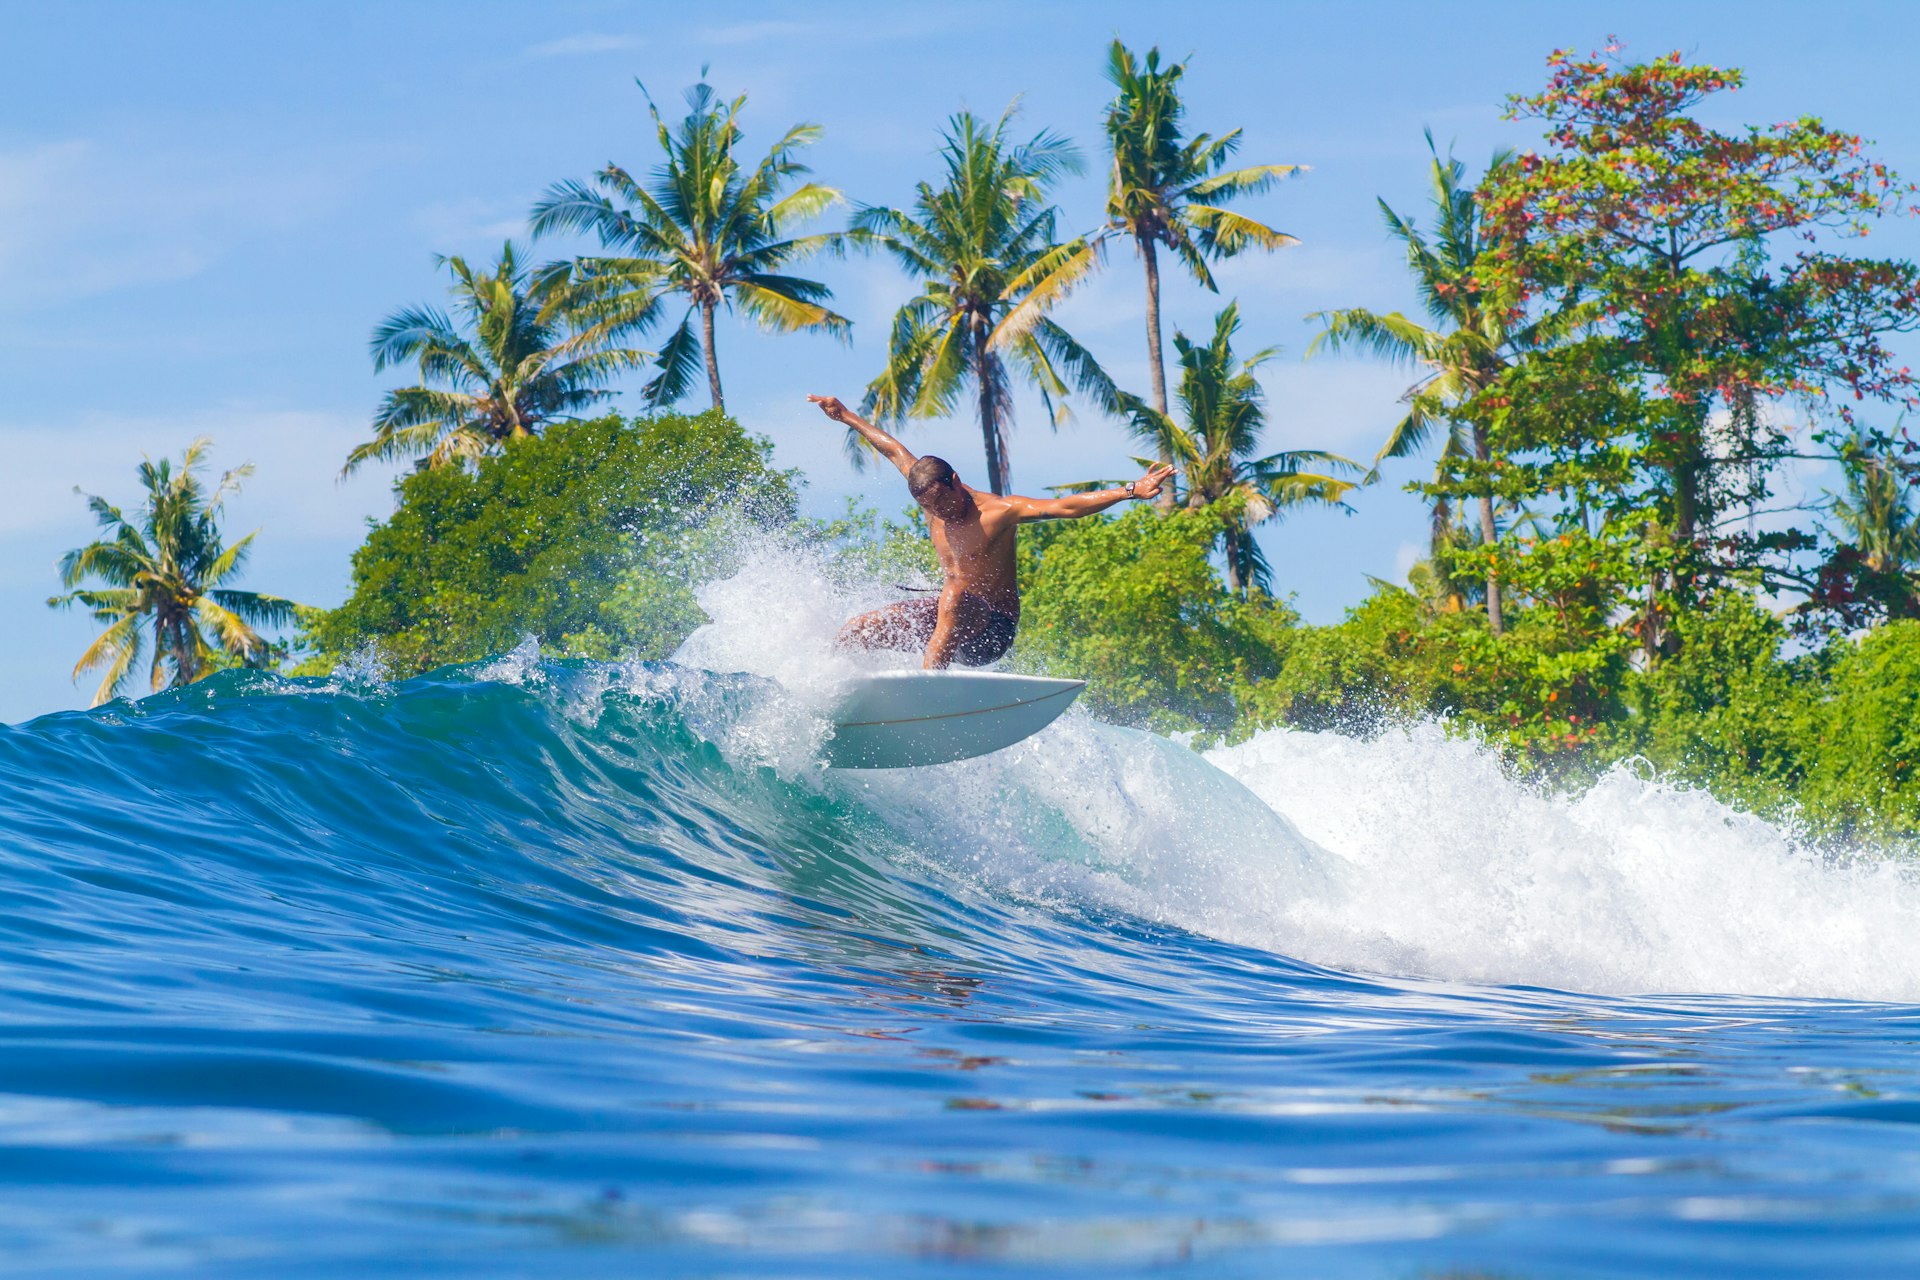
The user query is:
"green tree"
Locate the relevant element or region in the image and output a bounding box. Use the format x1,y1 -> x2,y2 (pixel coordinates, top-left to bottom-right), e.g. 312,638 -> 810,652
1310,136 -> 1540,633
1831,429 -> 1920,576
1014,504 -> 1296,733
1794,428 -> 1920,630
1478,46 -> 1920,658
857,107 -> 1116,495
1801,620 -> 1920,837
49,439 -> 296,705
307,412 -> 794,675
1615,592 -> 1814,814
351,242 -> 650,473
1102,40 -> 1303,429
531,80 -> 850,413
1112,302 -> 1357,594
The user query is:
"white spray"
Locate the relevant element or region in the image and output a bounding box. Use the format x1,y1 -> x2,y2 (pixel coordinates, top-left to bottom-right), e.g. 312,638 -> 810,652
668,540 -> 1920,1002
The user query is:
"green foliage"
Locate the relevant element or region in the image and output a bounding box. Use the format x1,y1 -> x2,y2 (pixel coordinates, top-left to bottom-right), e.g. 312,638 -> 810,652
854,107 -> 1115,495
530,79 -> 850,413
1800,622 -> 1920,837
304,411 -> 794,675
1614,593 -> 1816,813
50,438 -> 297,705
1102,39 -> 1301,415
1011,505 -> 1296,734
1471,46 -> 1920,649
352,242 -> 650,473
1109,303 -> 1358,594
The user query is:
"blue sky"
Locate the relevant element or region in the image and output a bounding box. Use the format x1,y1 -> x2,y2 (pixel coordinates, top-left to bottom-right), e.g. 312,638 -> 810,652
7,0 -> 1919,722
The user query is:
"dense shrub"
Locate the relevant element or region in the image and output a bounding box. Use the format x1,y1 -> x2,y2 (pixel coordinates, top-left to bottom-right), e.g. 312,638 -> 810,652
1012,505 -> 1296,734
301,411 -> 794,675
1800,621 -> 1920,837
1613,594 -> 1818,815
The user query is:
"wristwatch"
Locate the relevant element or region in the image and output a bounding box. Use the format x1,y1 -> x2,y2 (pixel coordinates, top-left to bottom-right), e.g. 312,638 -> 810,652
1123,480 -> 1136,499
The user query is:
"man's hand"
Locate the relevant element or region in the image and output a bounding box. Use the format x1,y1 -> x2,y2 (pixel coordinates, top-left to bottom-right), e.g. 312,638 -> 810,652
807,394 -> 857,426
1132,463 -> 1177,500
808,394 -> 918,477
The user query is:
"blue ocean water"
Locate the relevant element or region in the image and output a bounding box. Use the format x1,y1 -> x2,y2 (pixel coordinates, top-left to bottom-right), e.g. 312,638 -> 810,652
5,648 -> 1920,1277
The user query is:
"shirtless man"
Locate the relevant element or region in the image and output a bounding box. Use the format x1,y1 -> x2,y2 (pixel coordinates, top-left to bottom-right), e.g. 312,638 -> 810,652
808,394 -> 1176,669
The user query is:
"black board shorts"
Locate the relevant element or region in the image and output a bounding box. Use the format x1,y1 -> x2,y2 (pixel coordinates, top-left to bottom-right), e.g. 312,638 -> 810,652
888,595 -> 1019,667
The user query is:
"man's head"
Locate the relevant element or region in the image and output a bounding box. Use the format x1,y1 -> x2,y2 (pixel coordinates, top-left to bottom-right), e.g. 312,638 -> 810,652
908,455 -> 969,518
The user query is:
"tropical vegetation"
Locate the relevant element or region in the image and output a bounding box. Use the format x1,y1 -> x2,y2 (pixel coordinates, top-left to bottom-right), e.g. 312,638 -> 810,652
1102,40 -> 1303,430
1309,135 -> 1539,632
349,242 -> 651,473
1111,302 -> 1358,593
855,107 -> 1116,495
44,45 -> 1920,841
50,439 -> 297,705
530,81 -> 850,413
306,411 -> 793,675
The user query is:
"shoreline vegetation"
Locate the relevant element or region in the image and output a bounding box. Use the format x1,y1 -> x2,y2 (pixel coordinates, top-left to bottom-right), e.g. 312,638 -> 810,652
52,41 -> 1920,841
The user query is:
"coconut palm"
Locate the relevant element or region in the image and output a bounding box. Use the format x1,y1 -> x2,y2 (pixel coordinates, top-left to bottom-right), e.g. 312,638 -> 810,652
1103,40 -> 1304,426
1114,303 -> 1359,594
1308,135 -> 1541,633
857,107 -> 1116,495
349,242 -> 650,473
1831,430 -> 1920,575
48,439 -> 297,706
530,80 -> 850,413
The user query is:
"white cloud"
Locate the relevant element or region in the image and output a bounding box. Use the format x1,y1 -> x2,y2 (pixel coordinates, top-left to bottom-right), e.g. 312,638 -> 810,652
694,20 -> 818,46
523,32 -> 646,59
1,407 -> 396,543
0,136 -> 364,309
408,197 -> 530,251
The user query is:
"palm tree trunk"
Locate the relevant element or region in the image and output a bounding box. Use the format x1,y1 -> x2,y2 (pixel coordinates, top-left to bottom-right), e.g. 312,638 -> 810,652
1477,492 -> 1503,635
974,327 -> 1007,495
1222,527 -> 1246,596
170,614 -> 198,687
1472,422 -> 1504,636
1140,233 -> 1174,511
700,297 -> 725,412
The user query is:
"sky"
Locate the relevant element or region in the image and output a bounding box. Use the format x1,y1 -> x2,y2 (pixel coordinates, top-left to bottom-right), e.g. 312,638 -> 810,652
6,0 -> 1920,722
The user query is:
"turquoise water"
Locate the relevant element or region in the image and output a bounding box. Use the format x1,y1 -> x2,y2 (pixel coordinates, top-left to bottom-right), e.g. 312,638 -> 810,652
5,653 -> 1920,1277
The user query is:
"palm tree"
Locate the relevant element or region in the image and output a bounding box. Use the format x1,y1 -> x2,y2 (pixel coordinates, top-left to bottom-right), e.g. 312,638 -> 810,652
1308,135 -> 1541,634
857,107 -> 1116,495
1831,430 -> 1920,575
349,242 -> 650,473
1115,303 -> 1359,594
1103,40 -> 1304,429
530,80 -> 850,413
48,439 -> 297,706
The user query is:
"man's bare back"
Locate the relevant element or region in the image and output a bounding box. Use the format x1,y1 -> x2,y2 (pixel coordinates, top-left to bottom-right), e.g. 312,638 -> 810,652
807,395 -> 1174,668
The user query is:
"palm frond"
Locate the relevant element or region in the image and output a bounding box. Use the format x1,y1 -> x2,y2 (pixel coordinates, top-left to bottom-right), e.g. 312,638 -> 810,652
642,311 -> 703,410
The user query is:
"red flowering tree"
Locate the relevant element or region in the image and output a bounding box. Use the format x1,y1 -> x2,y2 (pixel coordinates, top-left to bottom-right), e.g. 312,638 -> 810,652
1466,44 -> 1920,657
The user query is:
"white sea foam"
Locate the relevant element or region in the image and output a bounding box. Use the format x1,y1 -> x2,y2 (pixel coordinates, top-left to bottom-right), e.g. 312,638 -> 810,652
1204,724 -> 1920,1000
670,540 -> 1920,1002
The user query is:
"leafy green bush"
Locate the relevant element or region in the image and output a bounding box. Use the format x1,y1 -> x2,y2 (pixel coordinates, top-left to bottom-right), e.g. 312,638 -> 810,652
1800,621 -> 1920,837
1613,593 -> 1817,815
1012,505 -> 1296,734
301,411 -> 795,675
1239,571 -> 1633,762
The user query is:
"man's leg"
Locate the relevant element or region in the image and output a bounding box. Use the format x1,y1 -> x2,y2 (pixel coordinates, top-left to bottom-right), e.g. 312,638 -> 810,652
834,598 -> 940,655
922,587 -> 994,669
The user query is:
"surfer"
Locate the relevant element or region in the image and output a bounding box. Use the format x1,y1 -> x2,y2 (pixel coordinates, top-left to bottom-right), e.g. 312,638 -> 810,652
807,394 -> 1176,668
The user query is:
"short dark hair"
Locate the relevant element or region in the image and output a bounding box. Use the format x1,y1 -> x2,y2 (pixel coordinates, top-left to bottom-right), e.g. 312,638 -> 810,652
907,455 -> 958,499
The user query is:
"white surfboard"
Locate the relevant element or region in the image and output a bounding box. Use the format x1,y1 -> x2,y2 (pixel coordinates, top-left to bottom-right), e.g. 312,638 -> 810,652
824,670 -> 1086,769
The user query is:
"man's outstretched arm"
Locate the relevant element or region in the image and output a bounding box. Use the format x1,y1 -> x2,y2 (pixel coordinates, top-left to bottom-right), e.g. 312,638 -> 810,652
807,395 -> 916,478
1004,463 -> 1177,521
